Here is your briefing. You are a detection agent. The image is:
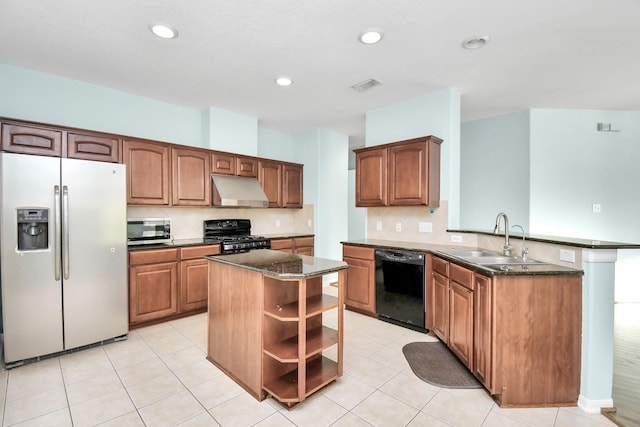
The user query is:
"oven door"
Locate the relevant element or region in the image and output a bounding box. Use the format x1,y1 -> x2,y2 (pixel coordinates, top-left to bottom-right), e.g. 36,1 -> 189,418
375,249 -> 426,330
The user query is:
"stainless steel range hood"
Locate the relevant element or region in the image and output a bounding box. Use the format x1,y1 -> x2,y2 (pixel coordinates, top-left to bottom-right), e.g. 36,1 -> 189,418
211,174 -> 269,208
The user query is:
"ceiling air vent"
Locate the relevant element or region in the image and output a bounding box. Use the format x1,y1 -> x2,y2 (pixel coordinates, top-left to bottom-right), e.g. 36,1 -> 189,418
351,78 -> 382,92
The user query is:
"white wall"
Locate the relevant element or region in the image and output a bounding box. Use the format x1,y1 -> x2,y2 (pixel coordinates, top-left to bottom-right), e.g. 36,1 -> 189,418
295,129 -> 349,264
203,107 -> 258,154
257,127 -> 297,163
347,170 -> 366,240
365,88 -> 461,229
0,63 -> 351,264
530,109 -> 640,242
0,63 -> 202,147
460,111 -> 530,230
460,108 -> 640,302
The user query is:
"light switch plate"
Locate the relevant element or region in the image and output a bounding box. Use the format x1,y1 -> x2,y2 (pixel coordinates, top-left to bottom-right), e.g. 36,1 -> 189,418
560,249 -> 576,263
451,234 -> 463,243
419,222 -> 432,232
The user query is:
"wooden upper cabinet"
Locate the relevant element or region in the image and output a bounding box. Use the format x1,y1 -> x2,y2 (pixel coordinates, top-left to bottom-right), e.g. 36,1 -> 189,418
212,152 -> 258,177
258,160 -> 283,208
67,132 -> 120,163
388,141 -> 425,205
1,122 -> 63,157
172,147 -> 211,206
355,147 -> 387,207
355,136 -> 442,207
283,163 -> 303,208
123,139 -> 171,205
237,156 -> 258,177
211,152 -> 236,175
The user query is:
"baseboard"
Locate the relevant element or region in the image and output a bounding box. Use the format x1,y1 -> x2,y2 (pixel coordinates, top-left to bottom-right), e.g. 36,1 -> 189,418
577,395 -> 614,414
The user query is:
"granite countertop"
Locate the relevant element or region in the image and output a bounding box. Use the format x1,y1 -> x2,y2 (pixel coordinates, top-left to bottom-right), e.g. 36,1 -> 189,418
205,249 -> 347,278
341,239 -> 582,276
127,238 -> 218,251
128,234 -> 315,251
429,249 -> 582,276
449,229 -> 640,250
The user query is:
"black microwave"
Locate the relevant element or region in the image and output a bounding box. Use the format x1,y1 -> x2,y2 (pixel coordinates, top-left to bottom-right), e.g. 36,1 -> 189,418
127,218 -> 171,245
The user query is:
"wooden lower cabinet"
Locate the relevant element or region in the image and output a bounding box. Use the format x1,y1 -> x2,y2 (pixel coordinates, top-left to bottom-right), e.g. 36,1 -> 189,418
271,236 -> 314,256
448,281 -> 473,369
342,245 -> 376,316
431,257 -> 474,370
487,274 -> 582,407
431,255 -> 582,407
129,244 -> 220,327
262,274 -> 341,405
293,237 -> 314,256
473,273 -> 492,390
179,245 -> 221,312
207,258 -> 345,406
431,271 -> 449,341
129,248 -> 179,325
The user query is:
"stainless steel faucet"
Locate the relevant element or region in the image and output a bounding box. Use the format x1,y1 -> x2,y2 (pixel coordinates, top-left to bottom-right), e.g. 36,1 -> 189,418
511,224 -> 528,261
493,212 -> 513,256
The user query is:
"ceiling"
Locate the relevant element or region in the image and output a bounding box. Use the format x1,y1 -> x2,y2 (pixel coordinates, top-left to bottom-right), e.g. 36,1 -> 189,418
1,0 -> 639,148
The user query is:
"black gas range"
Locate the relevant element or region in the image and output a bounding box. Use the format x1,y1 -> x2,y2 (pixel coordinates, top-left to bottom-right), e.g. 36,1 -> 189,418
203,219 -> 271,254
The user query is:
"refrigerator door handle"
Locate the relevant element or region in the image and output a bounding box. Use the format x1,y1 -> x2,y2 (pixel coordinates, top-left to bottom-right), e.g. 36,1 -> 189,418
54,185 -> 62,281
62,185 -> 70,280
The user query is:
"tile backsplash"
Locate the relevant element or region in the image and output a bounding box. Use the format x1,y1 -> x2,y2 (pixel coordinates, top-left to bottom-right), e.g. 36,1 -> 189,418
128,205 -> 314,240
366,201 -> 477,246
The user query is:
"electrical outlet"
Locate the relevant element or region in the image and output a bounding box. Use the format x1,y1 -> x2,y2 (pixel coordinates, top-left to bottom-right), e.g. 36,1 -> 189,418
592,203 -> 601,213
307,219 -> 312,227
419,222 -> 432,232
275,219 -> 281,227
396,222 -> 402,232
560,249 -> 576,263
376,221 -> 382,231
450,234 -> 463,243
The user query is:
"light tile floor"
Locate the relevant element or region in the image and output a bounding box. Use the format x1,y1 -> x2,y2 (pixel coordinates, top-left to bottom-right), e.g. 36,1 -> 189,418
0,288 -> 618,427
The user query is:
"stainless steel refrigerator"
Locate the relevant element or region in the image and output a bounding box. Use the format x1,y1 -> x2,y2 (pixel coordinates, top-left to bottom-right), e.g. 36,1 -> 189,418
1,152 -> 128,365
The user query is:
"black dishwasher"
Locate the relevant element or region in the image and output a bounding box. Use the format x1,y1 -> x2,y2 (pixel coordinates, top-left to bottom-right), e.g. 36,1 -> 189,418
375,249 -> 426,331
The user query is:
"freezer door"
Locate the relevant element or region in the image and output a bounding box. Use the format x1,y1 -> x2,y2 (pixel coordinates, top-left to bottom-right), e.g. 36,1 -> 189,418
0,153 -> 64,363
61,158 -> 128,349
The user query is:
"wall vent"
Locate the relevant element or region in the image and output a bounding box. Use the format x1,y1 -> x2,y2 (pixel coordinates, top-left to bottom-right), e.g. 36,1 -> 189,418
351,78 -> 382,92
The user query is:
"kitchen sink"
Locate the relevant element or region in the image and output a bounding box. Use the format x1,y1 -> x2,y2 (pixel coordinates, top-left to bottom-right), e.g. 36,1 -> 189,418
459,255 -> 546,265
442,248 -> 499,257
441,248 -> 547,266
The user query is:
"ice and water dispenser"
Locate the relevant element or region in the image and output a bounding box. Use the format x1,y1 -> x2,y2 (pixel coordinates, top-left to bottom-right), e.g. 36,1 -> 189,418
17,208 -> 49,250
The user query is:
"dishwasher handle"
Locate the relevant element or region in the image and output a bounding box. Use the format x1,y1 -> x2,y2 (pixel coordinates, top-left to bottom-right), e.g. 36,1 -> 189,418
375,249 -> 424,265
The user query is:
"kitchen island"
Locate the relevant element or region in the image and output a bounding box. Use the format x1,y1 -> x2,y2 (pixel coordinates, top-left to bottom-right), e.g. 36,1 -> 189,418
205,249 -> 347,407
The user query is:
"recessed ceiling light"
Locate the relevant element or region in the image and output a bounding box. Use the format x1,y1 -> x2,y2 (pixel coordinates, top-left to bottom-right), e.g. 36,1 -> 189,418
150,24 -> 178,39
275,77 -> 293,86
359,30 -> 383,45
461,35 -> 490,49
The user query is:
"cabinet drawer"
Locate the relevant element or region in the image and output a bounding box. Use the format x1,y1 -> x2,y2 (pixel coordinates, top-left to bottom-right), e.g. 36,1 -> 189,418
432,256 -> 449,276
294,236 -> 314,248
270,239 -> 293,250
129,248 -> 179,266
342,245 -> 374,260
450,263 -> 474,290
180,245 -> 221,260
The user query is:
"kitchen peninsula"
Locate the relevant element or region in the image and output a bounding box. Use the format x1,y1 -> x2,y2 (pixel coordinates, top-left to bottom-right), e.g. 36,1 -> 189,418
205,249 -> 347,407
